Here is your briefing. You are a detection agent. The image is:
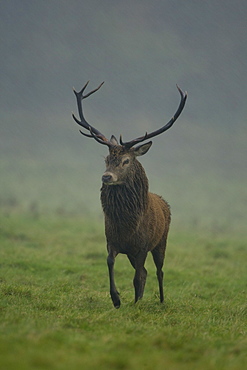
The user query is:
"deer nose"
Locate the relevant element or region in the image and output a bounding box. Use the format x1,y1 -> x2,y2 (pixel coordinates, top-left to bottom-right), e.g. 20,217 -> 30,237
102,174 -> 113,184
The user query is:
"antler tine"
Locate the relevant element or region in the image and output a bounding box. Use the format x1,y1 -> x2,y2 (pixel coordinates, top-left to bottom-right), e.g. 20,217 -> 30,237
79,128 -> 112,146
120,85 -> 187,148
72,81 -> 114,146
82,81 -> 105,99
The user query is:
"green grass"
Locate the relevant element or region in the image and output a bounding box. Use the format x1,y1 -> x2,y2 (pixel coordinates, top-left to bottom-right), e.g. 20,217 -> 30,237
0,213 -> 246,370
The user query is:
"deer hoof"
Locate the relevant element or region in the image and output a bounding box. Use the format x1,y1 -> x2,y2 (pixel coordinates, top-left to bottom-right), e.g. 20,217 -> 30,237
113,297 -> 121,308
110,291 -> 121,308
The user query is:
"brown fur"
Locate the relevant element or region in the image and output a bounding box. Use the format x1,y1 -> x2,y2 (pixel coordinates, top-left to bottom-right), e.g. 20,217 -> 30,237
100,144 -> 171,308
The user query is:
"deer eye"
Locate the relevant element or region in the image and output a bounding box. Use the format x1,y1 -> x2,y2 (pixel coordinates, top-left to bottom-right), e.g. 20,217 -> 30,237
122,158 -> 130,166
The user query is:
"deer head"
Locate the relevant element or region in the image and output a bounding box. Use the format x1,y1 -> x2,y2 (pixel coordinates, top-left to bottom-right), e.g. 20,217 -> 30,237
101,142 -> 152,185
72,81 -> 187,185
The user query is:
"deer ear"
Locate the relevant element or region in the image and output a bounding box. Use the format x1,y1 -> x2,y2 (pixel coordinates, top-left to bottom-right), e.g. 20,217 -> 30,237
134,141 -> 152,156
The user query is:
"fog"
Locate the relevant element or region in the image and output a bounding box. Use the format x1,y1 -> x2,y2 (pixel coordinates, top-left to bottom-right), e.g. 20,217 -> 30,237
0,0 -> 246,232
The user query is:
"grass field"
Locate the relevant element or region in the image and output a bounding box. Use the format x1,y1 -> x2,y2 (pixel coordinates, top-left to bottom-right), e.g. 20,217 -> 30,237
0,212 -> 246,370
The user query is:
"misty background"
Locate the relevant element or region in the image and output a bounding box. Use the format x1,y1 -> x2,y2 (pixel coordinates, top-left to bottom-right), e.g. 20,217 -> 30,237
0,0 -> 246,233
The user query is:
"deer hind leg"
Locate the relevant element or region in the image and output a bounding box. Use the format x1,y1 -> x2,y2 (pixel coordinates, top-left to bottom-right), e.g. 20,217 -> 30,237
107,250 -> 120,308
128,251 -> 148,303
151,242 -> 166,303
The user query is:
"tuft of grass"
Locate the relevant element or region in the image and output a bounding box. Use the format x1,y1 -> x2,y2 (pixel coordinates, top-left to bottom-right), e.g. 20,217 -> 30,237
0,213 -> 246,370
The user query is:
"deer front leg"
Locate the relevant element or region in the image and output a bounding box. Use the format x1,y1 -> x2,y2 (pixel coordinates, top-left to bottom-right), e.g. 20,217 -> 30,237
107,250 -> 120,308
132,251 -> 148,303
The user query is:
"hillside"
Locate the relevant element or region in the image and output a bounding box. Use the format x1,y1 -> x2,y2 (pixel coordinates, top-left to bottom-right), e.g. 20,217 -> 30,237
0,0 -> 246,232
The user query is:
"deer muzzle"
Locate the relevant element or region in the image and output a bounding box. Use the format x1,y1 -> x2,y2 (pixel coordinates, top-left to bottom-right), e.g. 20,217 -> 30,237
102,172 -> 118,185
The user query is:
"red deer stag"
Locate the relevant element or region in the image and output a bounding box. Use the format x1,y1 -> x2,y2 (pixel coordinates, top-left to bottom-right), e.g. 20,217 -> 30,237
72,81 -> 187,308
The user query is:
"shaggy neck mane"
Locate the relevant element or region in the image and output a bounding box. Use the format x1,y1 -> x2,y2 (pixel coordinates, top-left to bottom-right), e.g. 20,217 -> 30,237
100,161 -> 149,231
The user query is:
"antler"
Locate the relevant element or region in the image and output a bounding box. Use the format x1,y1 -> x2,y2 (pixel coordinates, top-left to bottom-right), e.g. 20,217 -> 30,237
119,85 -> 187,148
72,81 -> 114,147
